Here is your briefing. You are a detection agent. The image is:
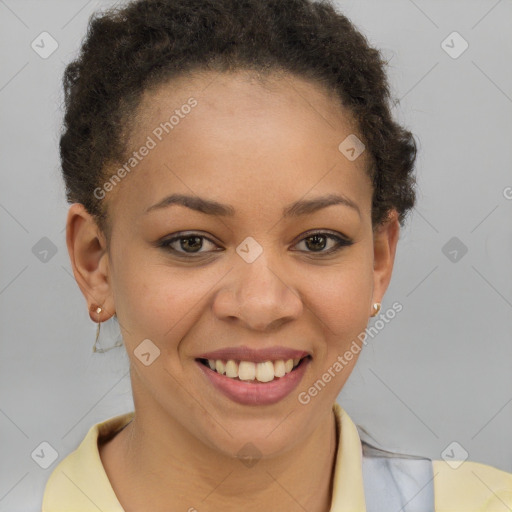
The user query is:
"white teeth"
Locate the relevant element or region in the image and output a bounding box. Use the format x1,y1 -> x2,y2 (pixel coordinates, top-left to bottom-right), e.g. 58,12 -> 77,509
256,361 -> 274,382
206,357 -> 305,382
238,361 -> 256,381
215,360 -> 226,375
273,359 -> 286,378
225,359 -> 239,378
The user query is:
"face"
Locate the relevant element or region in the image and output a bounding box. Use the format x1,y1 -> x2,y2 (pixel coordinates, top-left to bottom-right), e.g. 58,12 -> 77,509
67,70 -> 399,459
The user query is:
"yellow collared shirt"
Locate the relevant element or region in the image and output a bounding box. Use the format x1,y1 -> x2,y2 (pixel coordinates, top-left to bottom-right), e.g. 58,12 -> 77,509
42,403 -> 512,511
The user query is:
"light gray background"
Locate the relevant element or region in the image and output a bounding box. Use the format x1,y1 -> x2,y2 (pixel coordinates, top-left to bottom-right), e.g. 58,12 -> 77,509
1,0 -> 511,510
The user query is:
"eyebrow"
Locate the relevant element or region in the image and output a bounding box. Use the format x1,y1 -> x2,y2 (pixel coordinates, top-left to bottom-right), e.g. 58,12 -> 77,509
144,192 -> 361,218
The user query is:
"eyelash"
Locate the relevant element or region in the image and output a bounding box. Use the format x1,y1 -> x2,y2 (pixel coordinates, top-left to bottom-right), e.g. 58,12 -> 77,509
157,230 -> 353,258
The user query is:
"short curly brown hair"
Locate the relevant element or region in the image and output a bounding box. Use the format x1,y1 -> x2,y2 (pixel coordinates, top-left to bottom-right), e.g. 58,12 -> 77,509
60,0 -> 417,241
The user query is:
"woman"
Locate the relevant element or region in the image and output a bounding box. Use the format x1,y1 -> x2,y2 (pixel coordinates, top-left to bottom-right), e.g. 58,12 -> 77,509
42,0 -> 512,510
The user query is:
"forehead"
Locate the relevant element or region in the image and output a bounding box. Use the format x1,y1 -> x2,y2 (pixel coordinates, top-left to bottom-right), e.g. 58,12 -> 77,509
134,69 -> 359,139
106,70 -> 372,222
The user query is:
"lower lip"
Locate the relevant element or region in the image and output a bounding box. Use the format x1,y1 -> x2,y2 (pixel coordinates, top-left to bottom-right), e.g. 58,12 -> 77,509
196,357 -> 311,406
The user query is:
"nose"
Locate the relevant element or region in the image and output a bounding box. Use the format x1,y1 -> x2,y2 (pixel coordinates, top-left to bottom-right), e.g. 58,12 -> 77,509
212,252 -> 303,332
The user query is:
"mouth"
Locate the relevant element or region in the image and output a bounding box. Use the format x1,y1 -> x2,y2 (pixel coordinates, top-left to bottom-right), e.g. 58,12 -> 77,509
195,355 -> 312,406
195,355 -> 312,383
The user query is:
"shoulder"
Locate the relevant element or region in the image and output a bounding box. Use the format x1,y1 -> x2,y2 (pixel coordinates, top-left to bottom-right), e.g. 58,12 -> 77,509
42,411 -> 134,512
433,458 -> 512,511
352,408 -> 512,512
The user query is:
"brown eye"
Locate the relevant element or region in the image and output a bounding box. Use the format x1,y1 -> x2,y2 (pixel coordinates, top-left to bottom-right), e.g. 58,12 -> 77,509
157,230 -> 353,259
158,233 -> 219,256
294,231 -> 353,255
176,235 -> 203,253
304,234 -> 328,251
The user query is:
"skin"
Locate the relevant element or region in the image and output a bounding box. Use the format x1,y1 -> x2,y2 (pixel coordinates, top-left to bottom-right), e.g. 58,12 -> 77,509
66,70 -> 399,512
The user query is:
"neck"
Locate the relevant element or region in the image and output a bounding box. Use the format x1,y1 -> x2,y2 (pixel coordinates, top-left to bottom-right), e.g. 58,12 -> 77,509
102,401 -> 339,512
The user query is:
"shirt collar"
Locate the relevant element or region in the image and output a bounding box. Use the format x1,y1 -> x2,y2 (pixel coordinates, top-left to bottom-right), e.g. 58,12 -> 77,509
42,411 -> 134,511
331,401 -> 366,511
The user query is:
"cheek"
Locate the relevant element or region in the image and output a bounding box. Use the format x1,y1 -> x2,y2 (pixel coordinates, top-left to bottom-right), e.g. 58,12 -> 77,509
296,264 -> 373,407
307,252 -> 374,385
314,256 -> 374,334
110,252 -> 208,348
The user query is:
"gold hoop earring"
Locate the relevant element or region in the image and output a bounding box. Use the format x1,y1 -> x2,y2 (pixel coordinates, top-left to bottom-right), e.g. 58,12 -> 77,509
92,306 -> 123,353
370,302 -> 381,317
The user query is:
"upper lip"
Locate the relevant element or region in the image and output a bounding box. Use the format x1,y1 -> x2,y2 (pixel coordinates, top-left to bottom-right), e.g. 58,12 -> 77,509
196,345 -> 311,363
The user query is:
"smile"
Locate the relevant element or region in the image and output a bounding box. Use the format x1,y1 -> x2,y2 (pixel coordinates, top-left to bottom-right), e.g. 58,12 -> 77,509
196,355 -> 312,405
198,357 -> 307,382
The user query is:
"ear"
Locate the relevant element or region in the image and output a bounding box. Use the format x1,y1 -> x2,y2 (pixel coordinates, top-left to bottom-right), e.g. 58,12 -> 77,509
65,203 -> 115,322
370,209 -> 400,314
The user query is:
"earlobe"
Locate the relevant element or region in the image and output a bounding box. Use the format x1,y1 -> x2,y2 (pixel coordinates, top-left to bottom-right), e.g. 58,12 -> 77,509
370,210 -> 400,314
65,203 -> 115,320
